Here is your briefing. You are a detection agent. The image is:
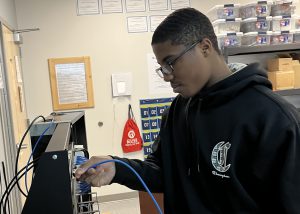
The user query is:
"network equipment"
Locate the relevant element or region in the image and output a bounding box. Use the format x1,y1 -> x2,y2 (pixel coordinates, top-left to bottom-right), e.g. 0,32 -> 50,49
21,111 -> 100,214
1,110 -> 163,214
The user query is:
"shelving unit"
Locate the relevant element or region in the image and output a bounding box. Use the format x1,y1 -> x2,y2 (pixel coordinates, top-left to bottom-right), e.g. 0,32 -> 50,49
222,44 -> 300,62
222,44 -> 300,106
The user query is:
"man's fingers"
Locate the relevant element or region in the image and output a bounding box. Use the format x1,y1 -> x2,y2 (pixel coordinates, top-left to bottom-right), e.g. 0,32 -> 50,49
79,157 -> 99,170
75,168 -> 85,179
85,169 -> 104,186
91,169 -> 110,187
75,156 -> 104,178
87,167 -> 97,175
74,156 -> 114,185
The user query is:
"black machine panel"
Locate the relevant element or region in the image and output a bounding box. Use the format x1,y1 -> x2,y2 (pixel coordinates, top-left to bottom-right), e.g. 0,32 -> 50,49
22,111 -> 100,214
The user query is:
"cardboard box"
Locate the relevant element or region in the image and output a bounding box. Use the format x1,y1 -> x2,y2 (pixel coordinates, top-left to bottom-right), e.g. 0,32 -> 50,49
292,60 -> 300,65
268,70 -> 294,90
293,64 -> 300,88
267,58 -> 293,72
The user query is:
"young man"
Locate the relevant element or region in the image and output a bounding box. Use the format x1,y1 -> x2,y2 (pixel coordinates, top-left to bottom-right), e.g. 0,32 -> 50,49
75,8 -> 300,213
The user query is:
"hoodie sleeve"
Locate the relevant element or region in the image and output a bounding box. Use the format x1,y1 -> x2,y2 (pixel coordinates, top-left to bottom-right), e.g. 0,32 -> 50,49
273,123 -> 300,213
110,136 -> 163,192
109,109 -> 170,193
253,119 -> 300,213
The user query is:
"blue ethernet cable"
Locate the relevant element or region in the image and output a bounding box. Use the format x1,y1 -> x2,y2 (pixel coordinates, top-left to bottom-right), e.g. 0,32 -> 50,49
24,121 -> 54,193
77,156 -> 163,214
75,156 -> 91,193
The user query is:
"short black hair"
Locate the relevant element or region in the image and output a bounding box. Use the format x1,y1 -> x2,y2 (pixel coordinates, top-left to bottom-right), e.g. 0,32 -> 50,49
152,8 -> 220,55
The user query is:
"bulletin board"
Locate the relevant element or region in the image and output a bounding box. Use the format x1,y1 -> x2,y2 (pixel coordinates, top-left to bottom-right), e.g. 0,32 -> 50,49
48,56 -> 94,111
140,97 -> 174,158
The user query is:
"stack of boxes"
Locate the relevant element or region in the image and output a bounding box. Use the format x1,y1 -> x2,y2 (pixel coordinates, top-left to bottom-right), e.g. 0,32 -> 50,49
206,1 -> 300,92
207,4 -> 243,50
267,57 -> 294,90
294,15 -> 300,42
270,0 -> 296,45
267,56 -> 300,90
293,60 -> 300,88
265,1 -> 300,91
207,0 -> 300,47
240,1 -> 273,46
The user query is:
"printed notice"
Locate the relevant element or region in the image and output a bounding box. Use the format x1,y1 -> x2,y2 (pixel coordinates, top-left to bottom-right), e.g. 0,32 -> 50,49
127,16 -> 148,33
170,0 -> 190,10
149,0 -> 168,11
14,56 -> 23,83
77,0 -> 100,15
55,63 -> 88,104
125,0 -> 146,12
150,15 -> 167,31
147,53 -> 176,95
101,0 -> 123,13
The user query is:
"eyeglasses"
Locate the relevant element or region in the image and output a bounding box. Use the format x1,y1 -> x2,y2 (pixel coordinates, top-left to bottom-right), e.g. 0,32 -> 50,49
155,39 -> 203,78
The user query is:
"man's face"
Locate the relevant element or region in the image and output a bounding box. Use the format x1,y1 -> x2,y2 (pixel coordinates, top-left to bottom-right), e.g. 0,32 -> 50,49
152,40 -> 212,98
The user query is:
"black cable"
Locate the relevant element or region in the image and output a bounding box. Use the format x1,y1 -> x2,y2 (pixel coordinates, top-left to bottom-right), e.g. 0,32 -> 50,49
1,159 -> 38,214
83,148 -> 89,159
4,164 -> 35,214
0,160 -> 36,213
0,162 -> 3,210
1,161 -> 36,214
14,115 -> 45,197
1,163 -> 10,214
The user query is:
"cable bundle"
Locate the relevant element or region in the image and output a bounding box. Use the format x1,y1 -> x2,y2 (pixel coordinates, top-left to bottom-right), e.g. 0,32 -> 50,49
1,113 -> 163,214
0,115 -> 47,214
0,159 -> 38,214
79,159 -> 164,214
75,156 -> 91,193
15,115 -> 46,197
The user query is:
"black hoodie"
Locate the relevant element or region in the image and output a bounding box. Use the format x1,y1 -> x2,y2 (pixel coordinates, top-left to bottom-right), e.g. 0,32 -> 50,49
112,63 -> 300,214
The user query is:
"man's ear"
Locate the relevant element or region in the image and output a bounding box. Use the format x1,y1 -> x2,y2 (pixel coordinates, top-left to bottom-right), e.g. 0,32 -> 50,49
200,38 -> 213,56
201,38 -> 212,50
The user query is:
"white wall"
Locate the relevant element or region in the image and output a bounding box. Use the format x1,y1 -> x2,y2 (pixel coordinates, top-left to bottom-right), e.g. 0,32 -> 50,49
0,0 -> 17,28
14,0 -> 300,198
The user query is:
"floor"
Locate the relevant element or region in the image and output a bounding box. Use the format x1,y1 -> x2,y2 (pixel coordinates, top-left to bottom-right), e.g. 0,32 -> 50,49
98,197 -> 141,214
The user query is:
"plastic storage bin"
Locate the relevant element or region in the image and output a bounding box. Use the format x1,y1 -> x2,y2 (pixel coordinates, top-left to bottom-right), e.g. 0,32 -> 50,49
271,31 -> 294,44
293,29 -> 300,43
240,1 -> 272,19
217,32 -> 243,49
293,29 -> 300,42
212,18 -> 242,34
294,15 -> 300,29
271,2 -> 295,16
242,31 -> 272,46
207,4 -> 240,21
271,16 -> 294,31
241,16 -> 272,33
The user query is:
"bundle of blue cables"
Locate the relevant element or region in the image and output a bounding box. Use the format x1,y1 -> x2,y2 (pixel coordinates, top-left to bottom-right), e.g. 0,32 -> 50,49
21,118 -> 163,214
75,155 -> 163,214
75,155 -> 91,193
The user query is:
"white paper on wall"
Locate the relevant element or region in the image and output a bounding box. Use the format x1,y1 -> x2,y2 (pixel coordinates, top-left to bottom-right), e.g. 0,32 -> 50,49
147,53 -> 176,95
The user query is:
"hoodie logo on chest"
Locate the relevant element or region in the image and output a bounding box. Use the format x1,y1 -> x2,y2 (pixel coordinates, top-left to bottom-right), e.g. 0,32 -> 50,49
211,141 -> 231,178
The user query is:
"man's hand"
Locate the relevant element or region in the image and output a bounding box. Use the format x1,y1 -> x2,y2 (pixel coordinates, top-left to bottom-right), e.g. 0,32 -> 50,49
75,156 -> 116,187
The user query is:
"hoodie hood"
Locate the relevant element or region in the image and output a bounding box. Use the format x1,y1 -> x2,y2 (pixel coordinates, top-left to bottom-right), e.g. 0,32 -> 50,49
192,63 -> 272,109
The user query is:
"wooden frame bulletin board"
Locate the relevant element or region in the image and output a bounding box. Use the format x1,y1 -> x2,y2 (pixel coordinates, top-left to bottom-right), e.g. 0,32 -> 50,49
48,56 -> 94,111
